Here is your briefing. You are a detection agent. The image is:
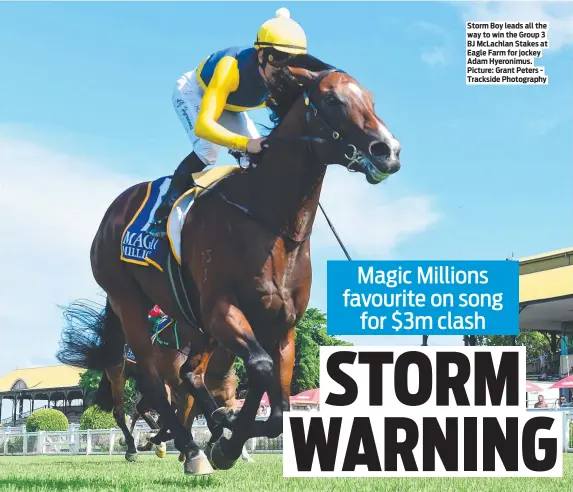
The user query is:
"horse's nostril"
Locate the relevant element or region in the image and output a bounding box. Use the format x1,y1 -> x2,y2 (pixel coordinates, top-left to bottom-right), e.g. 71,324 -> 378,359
370,141 -> 391,159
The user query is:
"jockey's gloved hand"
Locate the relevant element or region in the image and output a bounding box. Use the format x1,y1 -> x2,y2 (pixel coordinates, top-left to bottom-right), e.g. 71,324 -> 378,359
246,137 -> 268,154
247,138 -> 271,167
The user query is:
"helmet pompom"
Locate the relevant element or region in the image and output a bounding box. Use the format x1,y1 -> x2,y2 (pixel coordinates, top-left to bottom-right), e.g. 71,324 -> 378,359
275,7 -> 290,19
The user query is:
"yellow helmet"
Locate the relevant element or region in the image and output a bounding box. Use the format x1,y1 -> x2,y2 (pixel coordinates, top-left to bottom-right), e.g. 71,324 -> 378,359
254,8 -> 307,55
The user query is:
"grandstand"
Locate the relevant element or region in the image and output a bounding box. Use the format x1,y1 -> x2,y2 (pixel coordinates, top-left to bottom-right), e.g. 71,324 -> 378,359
0,365 -> 85,427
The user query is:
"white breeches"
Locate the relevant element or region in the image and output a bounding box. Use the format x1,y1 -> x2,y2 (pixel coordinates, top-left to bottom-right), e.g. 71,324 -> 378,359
172,70 -> 260,168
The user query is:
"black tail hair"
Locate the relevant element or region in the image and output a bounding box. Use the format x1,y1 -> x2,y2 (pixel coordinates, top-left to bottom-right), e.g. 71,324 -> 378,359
56,299 -> 125,371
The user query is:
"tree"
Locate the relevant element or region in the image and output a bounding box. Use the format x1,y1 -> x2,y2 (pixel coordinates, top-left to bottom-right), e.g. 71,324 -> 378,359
233,308 -> 352,396
26,409 -> 68,432
474,332 -> 559,363
80,405 -> 118,430
79,369 -> 138,414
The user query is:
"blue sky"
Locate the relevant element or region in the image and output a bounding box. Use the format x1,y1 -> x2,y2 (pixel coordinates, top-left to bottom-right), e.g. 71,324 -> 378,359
0,2 -> 572,401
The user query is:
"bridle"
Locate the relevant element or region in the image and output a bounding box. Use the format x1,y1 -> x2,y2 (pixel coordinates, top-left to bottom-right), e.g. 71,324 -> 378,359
300,67 -> 365,172
237,67 -> 369,173
217,67 -> 371,245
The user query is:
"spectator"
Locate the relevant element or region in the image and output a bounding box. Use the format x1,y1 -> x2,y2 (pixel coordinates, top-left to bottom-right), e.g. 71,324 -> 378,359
559,396 -> 571,407
534,395 -> 548,408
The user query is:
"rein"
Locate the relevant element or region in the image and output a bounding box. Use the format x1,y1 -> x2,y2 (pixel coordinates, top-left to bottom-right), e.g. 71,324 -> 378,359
247,68 -> 364,172
211,68 -> 358,251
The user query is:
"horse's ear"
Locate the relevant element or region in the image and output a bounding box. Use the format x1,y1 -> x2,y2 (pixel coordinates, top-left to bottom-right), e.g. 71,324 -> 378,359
287,67 -> 319,88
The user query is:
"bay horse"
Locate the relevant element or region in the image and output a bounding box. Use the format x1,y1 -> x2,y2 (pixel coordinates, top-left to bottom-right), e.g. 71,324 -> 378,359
57,54 -> 401,475
116,343 -> 238,462
57,301 -> 237,462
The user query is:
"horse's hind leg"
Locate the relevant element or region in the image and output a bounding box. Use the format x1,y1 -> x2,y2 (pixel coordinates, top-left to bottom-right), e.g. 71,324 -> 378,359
106,364 -> 138,461
108,294 -> 212,475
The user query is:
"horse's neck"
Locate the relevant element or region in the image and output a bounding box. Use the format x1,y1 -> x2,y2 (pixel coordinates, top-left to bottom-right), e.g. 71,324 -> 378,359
248,123 -> 327,242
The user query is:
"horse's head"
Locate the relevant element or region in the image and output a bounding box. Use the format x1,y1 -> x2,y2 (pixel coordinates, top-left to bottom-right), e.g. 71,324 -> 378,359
288,66 -> 401,184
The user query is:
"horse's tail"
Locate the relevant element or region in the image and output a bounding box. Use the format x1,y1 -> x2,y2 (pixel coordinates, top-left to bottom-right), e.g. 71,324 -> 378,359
94,371 -> 115,413
56,299 -> 125,372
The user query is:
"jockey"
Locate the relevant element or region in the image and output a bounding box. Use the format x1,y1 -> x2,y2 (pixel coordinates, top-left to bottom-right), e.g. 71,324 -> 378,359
148,7 -> 307,238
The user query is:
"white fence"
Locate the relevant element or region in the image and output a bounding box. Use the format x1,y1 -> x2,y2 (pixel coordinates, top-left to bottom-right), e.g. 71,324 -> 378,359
2,410 -> 572,456
0,422 -> 282,456
527,408 -> 573,453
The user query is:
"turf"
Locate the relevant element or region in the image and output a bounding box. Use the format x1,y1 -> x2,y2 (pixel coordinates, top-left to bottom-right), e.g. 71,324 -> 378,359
0,454 -> 571,491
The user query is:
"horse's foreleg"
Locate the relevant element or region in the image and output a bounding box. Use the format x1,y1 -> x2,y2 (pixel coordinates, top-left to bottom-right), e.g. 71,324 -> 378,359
206,299 -> 275,470
129,408 -> 140,435
147,385 -> 175,459
210,381 -> 263,469
178,393 -> 198,462
140,410 -> 160,430
132,394 -> 161,451
179,343 -> 226,431
251,326 -> 294,440
110,295 -> 211,475
208,369 -> 239,442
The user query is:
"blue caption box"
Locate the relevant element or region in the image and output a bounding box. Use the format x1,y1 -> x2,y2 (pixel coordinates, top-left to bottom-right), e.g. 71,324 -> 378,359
327,260 -> 519,336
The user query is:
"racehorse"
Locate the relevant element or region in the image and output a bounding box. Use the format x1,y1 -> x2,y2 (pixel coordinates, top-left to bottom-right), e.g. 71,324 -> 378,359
121,344 -> 239,462
57,301 -> 237,462
128,360 -> 246,464
56,54 -> 401,475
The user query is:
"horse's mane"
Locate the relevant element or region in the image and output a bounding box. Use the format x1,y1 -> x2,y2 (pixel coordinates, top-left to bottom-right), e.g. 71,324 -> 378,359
265,54 -> 335,128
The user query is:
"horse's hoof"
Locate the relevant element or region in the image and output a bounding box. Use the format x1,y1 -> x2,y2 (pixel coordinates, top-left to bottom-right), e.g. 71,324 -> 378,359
210,440 -> 237,471
184,450 -> 214,476
118,437 -> 127,447
154,442 -> 167,459
125,452 -> 138,462
178,452 -> 185,463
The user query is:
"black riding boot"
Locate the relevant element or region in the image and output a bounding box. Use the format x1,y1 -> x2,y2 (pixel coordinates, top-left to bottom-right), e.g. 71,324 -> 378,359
147,152 -> 206,238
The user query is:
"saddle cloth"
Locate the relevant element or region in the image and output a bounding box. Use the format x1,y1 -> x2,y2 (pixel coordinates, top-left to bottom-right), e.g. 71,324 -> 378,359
120,165 -> 239,271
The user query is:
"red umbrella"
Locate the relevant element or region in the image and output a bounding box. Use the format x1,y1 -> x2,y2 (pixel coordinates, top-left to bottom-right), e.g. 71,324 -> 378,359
549,375 -> 573,389
291,388 -> 320,404
526,381 -> 543,392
